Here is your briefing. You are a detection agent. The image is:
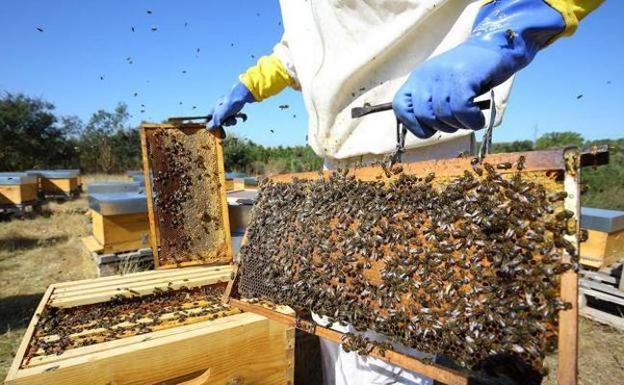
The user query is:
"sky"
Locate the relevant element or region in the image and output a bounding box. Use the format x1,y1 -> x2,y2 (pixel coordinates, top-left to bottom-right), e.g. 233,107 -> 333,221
1,1 -> 623,148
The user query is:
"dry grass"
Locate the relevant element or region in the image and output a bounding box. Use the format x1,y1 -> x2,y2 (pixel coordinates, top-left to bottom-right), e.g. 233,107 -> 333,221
0,196 -> 96,380
1,184 -> 623,383
81,173 -> 129,189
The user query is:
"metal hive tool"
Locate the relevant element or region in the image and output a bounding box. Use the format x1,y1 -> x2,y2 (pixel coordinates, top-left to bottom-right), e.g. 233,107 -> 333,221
226,147 -> 610,385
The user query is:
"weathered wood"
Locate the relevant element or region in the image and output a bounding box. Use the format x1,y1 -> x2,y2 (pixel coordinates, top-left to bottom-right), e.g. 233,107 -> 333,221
579,306 -> 624,330
90,210 -> 150,254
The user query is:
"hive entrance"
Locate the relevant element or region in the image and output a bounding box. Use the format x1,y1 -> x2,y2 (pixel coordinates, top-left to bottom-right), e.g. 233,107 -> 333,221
232,151 -> 580,378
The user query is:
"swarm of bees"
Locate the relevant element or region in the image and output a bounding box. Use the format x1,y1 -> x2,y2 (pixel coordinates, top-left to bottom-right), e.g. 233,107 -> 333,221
148,128 -> 227,266
238,156 -> 575,373
24,285 -> 238,364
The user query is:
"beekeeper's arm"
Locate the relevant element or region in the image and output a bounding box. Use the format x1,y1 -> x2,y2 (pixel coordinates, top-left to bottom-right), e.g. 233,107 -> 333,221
207,41 -> 299,129
393,0 -> 603,138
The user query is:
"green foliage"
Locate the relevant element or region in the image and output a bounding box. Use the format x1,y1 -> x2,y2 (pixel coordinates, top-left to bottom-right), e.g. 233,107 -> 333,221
77,103 -> 139,173
534,131 -> 584,150
490,140 -> 534,154
581,138 -> 624,210
222,135 -> 323,175
0,93 -> 77,170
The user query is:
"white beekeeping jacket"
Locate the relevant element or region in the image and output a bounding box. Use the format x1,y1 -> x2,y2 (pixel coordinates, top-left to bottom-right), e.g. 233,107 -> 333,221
274,0 -> 513,161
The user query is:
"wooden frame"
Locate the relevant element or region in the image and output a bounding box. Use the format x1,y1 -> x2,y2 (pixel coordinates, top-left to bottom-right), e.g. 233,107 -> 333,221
5,267 -> 294,385
140,123 -> 232,270
225,148 -> 605,385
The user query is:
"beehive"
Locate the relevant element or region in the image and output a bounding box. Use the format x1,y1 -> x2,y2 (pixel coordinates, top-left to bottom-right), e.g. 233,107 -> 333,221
26,170 -> 80,198
84,182 -> 150,254
580,207 -> 624,269
0,173 -> 38,205
4,267 -> 294,385
226,148 -> 609,385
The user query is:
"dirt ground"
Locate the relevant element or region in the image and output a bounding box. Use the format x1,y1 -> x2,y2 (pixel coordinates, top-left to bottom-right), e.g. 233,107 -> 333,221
0,181 -> 623,384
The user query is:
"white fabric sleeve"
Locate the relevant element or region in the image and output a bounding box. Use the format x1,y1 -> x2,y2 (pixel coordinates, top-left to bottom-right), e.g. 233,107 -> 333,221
272,36 -> 301,90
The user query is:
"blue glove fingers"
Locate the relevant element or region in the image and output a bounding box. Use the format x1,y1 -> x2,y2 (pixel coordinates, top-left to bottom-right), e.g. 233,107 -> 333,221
431,84 -> 464,132
412,88 -> 458,135
450,85 -> 485,131
392,92 -> 436,139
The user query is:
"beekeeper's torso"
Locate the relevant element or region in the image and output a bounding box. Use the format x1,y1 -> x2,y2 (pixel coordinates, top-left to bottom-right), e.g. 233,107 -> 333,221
273,0 -> 511,161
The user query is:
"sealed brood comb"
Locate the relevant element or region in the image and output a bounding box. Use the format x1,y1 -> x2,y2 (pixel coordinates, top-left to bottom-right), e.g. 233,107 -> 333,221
226,148 -> 609,385
140,123 -> 232,269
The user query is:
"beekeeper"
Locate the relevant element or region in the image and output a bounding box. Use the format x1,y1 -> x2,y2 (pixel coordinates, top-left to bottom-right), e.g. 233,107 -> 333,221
208,0 -> 602,384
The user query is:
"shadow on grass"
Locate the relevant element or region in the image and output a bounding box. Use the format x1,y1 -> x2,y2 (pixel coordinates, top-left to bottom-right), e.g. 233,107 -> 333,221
0,293 -> 43,333
0,235 -> 68,253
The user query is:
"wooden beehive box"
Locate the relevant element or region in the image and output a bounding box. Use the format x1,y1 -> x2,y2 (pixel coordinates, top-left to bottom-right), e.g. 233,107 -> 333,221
4,267 -> 294,385
27,170 -> 80,198
84,185 -> 151,254
580,207 -> 624,269
227,148 -> 609,385
0,174 -> 38,205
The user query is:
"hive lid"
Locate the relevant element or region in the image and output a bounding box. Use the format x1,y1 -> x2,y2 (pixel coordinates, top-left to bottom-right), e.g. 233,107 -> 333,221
26,170 -> 79,178
0,173 -> 37,185
87,181 -> 142,195
581,207 -> 624,233
88,192 -> 148,215
140,122 -> 232,269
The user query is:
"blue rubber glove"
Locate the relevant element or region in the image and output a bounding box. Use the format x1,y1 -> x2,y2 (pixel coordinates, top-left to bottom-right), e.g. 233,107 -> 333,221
393,0 -> 565,139
207,82 -> 255,129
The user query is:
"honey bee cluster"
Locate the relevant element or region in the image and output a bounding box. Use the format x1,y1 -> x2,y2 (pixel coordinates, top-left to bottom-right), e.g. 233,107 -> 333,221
239,157 -> 575,372
24,285 -> 238,363
148,128 -> 226,266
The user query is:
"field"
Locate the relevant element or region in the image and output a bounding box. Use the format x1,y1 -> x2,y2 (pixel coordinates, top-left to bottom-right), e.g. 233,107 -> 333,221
0,180 -> 623,384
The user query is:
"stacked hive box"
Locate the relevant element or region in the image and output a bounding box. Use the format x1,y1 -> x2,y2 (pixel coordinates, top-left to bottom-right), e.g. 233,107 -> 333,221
82,181 -> 152,276
580,207 -> 624,269
26,170 -> 80,199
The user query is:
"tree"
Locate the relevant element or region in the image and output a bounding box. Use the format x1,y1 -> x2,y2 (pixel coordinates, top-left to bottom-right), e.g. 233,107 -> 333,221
534,132 -> 584,150
0,93 -> 77,171
491,140 -> 534,154
77,103 -> 137,173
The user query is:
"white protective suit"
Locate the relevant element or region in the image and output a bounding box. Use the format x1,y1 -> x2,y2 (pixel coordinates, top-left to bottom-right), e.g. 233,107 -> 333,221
273,0 -> 513,164
269,1 -> 513,384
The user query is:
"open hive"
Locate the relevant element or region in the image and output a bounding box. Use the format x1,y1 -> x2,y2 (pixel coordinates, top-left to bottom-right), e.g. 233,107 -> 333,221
226,148 -> 609,385
6,264 -> 295,385
22,268 -> 236,365
140,123 -> 232,269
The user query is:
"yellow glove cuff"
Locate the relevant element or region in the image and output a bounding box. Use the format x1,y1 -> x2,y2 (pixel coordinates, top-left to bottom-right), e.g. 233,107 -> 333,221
239,54 -> 297,102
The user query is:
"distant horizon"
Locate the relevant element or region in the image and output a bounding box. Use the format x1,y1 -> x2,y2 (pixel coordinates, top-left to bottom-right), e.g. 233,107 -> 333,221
1,1 -> 622,147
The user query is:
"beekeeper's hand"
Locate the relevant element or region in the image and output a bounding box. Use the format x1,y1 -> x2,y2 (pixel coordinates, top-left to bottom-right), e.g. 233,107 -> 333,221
207,82 -> 255,129
207,54 -> 297,130
393,0 -> 568,139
